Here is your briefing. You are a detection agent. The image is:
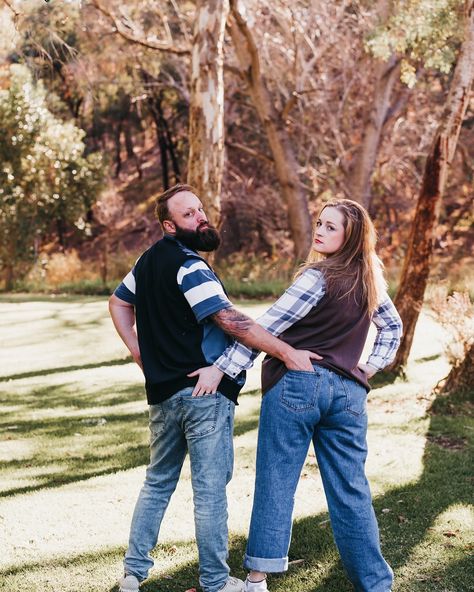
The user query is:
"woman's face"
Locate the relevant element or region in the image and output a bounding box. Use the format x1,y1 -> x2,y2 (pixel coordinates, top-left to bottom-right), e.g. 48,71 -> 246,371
312,207 -> 346,255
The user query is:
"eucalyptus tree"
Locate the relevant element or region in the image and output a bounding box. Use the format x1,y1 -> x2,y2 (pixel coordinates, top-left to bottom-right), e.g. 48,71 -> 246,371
227,0 -> 312,261
90,0 -> 228,227
368,0 -> 474,372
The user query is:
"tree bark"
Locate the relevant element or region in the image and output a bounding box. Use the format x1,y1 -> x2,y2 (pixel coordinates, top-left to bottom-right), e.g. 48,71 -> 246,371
349,0 -> 400,210
391,0 -> 474,372
113,121 -> 123,178
124,122 -> 142,179
187,0 -> 229,227
228,0 -> 312,262
440,340 -> 474,397
156,95 -> 181,182
349,55 -> 400,209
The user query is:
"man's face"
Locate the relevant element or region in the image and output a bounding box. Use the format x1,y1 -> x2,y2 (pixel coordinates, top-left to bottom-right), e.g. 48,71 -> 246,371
167,191 -> 208,232
164,191 -> 221,252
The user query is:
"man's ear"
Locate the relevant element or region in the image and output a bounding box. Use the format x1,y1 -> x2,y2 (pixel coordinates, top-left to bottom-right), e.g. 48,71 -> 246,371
162,219 -> 176,234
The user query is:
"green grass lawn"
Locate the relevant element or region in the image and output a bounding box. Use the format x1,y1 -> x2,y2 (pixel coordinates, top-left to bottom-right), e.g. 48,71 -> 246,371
0,296 -> 472,592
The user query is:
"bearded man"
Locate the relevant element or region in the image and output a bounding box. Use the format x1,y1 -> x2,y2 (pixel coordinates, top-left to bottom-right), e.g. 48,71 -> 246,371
109,184 -> 316,592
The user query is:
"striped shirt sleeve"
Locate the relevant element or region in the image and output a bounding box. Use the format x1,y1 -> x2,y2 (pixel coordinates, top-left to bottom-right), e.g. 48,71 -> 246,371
113,268 -> 136,305
214,269 -> 326,378
178,259 -> 232,322
366,295 -> 403,370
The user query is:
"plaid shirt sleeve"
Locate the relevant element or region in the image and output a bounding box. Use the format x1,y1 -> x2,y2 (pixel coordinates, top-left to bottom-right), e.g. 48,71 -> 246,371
214,269 -> 326,378
366,295 -> 403,370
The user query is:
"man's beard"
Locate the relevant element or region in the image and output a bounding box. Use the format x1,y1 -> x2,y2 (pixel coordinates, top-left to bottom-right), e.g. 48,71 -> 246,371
174,222 -> 221,252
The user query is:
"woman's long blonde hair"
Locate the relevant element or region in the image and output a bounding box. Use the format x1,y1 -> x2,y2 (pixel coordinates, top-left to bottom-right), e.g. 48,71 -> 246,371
298,199 -> 386,314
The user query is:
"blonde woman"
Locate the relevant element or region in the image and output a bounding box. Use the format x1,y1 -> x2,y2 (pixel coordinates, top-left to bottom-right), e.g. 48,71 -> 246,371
192,199 -> 403,592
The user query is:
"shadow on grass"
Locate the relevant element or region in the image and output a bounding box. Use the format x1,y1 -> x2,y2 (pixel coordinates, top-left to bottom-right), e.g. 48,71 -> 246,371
0,382 -> 144,410
0,357 -> 133,382
0,396 -> 472,591
369,370 -> 401,389
234,415 -> 260,437
0,446 -> 147,498
0,399 -> 260,498
414,354 -> 442,363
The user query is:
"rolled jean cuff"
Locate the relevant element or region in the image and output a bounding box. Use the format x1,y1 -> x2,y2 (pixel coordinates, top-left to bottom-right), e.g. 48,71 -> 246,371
243,553 -> 288,573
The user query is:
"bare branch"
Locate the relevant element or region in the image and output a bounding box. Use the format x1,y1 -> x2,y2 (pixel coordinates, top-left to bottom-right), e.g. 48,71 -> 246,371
89,0 -> 191,55
2,0 -> 19,18
226,141 -> 274,165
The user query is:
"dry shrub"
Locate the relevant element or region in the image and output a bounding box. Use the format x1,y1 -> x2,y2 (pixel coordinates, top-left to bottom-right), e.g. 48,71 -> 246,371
430,287 -> 474,365
26,250 -> 96,289
216,251 -> 295,283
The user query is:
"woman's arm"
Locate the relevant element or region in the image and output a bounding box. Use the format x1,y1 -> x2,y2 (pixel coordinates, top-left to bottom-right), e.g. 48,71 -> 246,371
364,296 -> 403,374
214,269 -> 326,378
188,269 -> 326,396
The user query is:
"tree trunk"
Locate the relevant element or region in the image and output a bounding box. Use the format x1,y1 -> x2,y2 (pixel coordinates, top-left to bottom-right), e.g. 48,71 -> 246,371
124,122 -> 142,179
156,94 -> 181,183
114,121 -> 123,178
349,55 -> 400,209
391,0 -> 474,372
228,0 -> 312,262
440,341 -> 474,397
4,263 -> 14,291
349,0 -> 400,210
156,117 -> 170,190
187,0 -> 229,227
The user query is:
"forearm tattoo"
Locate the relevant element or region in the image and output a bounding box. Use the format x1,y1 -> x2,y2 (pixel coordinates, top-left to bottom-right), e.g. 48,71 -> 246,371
212,308 -> 253,338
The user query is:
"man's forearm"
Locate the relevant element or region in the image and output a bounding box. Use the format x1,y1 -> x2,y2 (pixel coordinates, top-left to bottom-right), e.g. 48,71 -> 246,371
109,294 -> 141,367
211,307 -> 294,364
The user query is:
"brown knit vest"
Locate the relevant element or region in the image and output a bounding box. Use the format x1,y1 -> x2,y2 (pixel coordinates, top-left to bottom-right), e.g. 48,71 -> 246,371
261,288 -> 371,394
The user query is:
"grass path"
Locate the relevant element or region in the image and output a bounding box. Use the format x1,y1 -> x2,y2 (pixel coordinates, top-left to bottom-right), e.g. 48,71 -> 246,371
0,296 -> 472,592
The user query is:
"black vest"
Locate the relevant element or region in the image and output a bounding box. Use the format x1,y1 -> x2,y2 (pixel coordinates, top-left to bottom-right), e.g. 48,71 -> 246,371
134,236 -> 243,404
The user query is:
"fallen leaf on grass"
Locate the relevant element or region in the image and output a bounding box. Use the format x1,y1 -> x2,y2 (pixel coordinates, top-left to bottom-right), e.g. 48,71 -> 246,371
397,515 -> 408,523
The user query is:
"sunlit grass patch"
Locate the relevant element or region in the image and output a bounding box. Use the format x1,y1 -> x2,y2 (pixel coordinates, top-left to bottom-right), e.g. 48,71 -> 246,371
394,504 -> 473,591
0,297 -> 473,591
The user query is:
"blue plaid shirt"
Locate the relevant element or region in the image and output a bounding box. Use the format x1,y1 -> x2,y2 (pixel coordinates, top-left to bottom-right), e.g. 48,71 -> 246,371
214,269 -> 402,378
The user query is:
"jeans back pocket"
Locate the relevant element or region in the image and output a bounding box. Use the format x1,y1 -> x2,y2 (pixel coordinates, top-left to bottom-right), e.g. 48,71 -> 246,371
338,375 -> 368,416
281,369 -> 321,412
182,392 -> 220,438
149,403 -> 166,437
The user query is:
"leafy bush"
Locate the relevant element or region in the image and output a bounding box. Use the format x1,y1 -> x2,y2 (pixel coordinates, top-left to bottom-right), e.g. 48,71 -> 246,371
0,64 -> 104,289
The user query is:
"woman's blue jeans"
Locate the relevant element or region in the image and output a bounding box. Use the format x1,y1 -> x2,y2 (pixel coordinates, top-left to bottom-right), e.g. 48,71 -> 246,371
244,366 -> 393,592
124,388 -> 235,592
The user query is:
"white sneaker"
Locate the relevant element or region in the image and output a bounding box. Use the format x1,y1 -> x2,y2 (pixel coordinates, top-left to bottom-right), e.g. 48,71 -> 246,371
118,574 -> 140,592
219,576 -> 246,591
245,576 -> 268,592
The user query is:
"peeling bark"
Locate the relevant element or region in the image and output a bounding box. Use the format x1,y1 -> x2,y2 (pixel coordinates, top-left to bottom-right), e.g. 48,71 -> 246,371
391,0 -> 474,372
187,0 -> 229,227
228,0 -> 312,262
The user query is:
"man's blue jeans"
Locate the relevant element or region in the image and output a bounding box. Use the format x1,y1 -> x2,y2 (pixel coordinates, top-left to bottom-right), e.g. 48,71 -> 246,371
244,366 -> 393,592
124,387 -> 235,592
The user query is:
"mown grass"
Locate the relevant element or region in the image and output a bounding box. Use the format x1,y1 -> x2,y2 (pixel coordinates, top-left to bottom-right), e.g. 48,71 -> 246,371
0,296 -> 472,592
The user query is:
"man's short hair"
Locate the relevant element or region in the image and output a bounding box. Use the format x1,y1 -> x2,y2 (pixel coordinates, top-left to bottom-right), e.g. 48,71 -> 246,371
155,184 -> 197,225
